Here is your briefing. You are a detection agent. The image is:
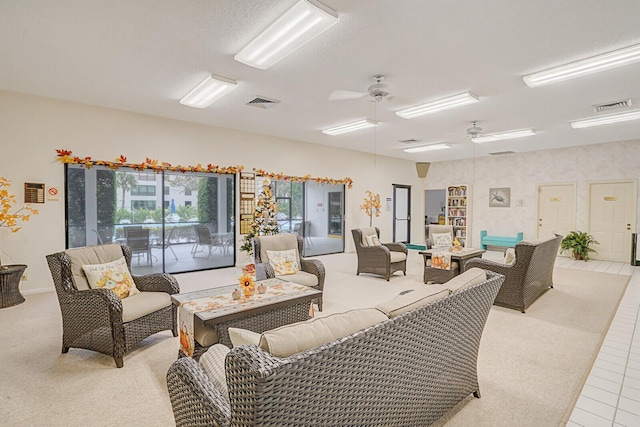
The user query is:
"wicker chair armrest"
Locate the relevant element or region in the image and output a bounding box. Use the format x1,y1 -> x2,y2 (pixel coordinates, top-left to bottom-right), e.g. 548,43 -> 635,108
255,262 -> 275,281
300,259 -> 326,289
65,287 -> 123,318
383,242 -> 408,254
166,357 -> 231,427
360,245 -> 391,259
132,273 -> 180,294
464,258 -> 519,278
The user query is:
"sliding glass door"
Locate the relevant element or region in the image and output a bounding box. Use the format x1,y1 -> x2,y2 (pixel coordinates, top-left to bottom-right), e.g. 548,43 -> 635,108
65,165 -> 235,275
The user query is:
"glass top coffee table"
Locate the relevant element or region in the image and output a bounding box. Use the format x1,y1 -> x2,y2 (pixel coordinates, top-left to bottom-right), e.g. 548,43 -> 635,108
172,278 -> 321,358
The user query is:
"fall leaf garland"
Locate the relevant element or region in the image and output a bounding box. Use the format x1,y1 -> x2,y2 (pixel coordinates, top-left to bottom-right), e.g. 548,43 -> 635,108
55,149 -> 243,174
253,169 -> 353,189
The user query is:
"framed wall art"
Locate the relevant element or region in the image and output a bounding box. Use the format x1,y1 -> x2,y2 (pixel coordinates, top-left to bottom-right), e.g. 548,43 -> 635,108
489,188 -> 510,207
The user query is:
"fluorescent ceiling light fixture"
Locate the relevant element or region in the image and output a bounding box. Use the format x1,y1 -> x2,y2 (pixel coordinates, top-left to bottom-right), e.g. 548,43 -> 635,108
180,75 -> 237,108
403,143 -> 451,153
396,92 -> 479,119
570,108 -> 640,129
523,43 -> 640,87
471,128 -> 536,143
234,0 -> 338,70
322,119 -> 378,135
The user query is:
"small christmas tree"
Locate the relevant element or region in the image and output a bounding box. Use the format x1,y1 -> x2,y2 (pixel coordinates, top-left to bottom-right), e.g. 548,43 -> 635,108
240,178 -> 280,255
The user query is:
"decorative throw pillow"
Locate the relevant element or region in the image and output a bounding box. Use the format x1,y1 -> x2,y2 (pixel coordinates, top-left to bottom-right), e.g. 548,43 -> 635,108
432,232 -> 452,248
228,327 -> 261,347
430,252 -> 451,270
199,344 -> 231,402
82,257 -> 139,299
365,234 -> 381,246
503,248 -> 516,265
266,249 -> 300,275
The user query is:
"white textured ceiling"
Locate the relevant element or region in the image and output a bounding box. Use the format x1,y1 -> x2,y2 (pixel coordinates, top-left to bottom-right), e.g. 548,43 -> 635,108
1,0 -> 640,162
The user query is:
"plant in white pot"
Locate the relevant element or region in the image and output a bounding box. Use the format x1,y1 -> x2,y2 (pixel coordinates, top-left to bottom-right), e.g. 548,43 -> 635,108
560,231 -> 598,261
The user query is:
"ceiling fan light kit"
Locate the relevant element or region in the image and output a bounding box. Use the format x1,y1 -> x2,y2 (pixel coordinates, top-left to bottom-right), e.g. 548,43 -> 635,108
180,75 -> 238,108
403,143 -> 451,153
570,108 -> 640,129
234,0 -> 339,70
471,128 -> 536,143
396,92 -> 479,119
322,119 -> 378,135
523,43 -> 640,87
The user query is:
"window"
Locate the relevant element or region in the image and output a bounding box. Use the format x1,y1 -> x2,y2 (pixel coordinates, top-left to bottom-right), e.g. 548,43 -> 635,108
131,185 -> 156,196
65,164 -> 236,274
185,188 -> 192,196
132,200 -> 156,210
164,186 -> 170,195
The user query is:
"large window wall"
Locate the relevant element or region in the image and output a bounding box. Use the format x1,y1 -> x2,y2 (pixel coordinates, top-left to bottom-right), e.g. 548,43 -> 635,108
65,165 -> 235,274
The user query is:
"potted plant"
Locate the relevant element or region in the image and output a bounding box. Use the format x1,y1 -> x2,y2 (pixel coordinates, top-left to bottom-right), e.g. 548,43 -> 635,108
560,231 -> 599,261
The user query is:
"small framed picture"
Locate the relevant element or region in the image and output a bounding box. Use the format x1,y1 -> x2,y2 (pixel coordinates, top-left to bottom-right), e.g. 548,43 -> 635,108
489,188 -> 510,207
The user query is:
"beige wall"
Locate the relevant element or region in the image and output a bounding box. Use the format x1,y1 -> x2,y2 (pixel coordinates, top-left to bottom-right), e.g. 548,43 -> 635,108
0,90 -> 424,293
422,140 -> 640,247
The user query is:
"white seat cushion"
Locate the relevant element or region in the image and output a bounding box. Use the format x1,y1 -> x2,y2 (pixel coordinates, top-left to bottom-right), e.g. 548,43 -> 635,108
199,344 -> 230,402
228,327 -> 261,347
376,285 -> 450,318
442,267 -> 487,293
389,251 -> 407,263
259,308 -> 387,358
120,291 -> 171,323
275,270 -> 318,287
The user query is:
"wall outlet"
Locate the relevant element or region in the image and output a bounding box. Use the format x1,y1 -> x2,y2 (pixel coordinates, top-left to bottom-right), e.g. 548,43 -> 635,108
21,273 -> 27,281
516,199 -> 524,207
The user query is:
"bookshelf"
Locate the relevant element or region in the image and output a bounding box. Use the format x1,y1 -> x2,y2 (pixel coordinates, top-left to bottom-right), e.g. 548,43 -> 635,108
446,184 -> 470,246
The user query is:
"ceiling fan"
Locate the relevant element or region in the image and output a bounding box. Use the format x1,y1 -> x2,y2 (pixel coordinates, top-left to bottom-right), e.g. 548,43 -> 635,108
329,74 -> 391,102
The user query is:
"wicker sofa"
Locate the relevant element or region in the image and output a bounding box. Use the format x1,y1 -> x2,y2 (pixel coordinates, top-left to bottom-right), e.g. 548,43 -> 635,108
167,270 -> 504,427
466,234 -> 562,313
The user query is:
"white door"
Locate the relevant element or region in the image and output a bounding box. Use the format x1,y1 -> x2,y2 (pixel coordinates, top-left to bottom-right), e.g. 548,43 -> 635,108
589,181 -> 637,262
537,184 -> 576,240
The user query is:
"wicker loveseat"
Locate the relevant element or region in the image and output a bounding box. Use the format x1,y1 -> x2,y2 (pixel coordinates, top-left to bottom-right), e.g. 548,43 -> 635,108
167,270 -> 504,427
466,234 -> 562,313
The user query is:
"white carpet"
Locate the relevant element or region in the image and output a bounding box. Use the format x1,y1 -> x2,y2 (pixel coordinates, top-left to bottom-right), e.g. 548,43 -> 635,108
0,251 -> 629,426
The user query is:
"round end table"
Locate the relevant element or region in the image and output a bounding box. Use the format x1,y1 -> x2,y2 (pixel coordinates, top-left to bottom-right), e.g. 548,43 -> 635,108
0,264 -> 27,308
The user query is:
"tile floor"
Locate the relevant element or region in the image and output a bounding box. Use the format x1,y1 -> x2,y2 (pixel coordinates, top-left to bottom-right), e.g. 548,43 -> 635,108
555,257 -> 640,426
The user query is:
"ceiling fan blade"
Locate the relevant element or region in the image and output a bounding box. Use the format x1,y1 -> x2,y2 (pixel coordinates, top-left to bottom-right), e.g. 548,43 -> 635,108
328,90 -> 367,101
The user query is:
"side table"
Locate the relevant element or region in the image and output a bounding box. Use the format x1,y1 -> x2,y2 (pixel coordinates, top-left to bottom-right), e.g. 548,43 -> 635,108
0,264 -> 27,308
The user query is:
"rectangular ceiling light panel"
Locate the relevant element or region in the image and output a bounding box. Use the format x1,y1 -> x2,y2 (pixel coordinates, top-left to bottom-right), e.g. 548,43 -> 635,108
322,119 -> 377,135
571,108 -> 640,129
471,128 -> 536,143
180,75 -> 237,108
234,0 -> 339,70
523,43 -> 640,87
396,92 -> 479,119
403,143 -> 451,153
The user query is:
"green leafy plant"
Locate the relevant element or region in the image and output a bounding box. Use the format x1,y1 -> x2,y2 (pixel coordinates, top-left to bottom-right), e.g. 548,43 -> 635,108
560,231 -> 599,261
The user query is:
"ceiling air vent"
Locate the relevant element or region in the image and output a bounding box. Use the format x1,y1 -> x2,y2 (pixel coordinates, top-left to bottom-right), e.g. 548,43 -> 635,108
246,96 -> 280,109
592,98 -> 632,112
398,138 -> 422,144
489,151 -> 516,156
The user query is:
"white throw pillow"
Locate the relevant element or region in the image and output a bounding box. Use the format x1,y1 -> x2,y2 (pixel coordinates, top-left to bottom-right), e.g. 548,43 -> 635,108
503,248 -> 516,265
266,248 -> 300,275
82,257 -> 139,299
365,234 -> 381,246
432,232 -> 452,248
228,327 -> 261,347
199,344 -> 230,402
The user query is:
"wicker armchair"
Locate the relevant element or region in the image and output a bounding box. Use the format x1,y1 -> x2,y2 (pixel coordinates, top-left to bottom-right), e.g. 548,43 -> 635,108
46,243 -> 180,367
352,227 -> 408,281
253,234 -> 325,311
465,234 -> 562,313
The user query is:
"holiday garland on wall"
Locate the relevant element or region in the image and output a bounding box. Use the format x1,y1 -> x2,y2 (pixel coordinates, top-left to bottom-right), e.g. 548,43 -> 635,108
55,149 -> 243,174
240,178 -> 279,255
253,169 -> 353,188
